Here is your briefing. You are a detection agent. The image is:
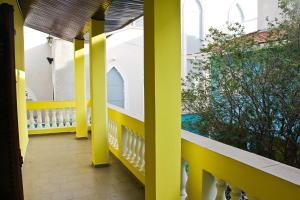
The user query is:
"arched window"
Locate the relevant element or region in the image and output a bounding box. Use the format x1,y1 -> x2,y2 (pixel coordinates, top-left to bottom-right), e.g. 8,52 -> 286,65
182,0 -> 203,54
182,0 -> 203,76
107,67 -> 125,108
228,3 -> 245,24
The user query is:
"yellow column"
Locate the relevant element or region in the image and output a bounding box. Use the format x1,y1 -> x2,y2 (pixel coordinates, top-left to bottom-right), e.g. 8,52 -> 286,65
89,19 -> 109,166
74,39 -> 88,138
144,0 -> 181,199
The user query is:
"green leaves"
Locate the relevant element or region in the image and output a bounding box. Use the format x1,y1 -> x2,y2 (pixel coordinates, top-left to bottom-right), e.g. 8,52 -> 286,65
182,0 -> 300,168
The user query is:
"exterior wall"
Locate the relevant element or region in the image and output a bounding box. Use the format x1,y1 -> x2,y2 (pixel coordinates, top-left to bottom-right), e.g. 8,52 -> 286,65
1,0 -> 28,158
24,27 -> 53,101
53,40 -> 75,100
258,0 -> 281,30
106,29 -> 144,117
24,0 -> 279,119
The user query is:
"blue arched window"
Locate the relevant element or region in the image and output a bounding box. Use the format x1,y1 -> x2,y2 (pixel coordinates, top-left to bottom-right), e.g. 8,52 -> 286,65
107,67 -> 125,108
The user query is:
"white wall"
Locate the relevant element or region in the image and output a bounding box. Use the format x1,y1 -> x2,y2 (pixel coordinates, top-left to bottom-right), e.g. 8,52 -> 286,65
24,27 -> 53,101
258,0 -> 281,30
106,28 -> 144,117
53,40 -> 75,100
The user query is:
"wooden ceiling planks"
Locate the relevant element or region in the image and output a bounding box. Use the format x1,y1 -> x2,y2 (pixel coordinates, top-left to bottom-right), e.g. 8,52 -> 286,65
18,0 -> 143,41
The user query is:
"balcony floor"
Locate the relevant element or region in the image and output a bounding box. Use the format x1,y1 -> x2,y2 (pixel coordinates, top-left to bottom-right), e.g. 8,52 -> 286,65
22,133 -> 145,200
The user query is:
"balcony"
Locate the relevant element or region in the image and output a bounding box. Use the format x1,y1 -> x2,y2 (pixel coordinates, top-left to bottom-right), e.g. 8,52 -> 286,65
24,101 -> 300,199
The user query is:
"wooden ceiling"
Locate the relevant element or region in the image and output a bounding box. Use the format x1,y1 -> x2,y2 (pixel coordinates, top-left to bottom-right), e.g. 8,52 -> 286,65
18,0 -> 143,41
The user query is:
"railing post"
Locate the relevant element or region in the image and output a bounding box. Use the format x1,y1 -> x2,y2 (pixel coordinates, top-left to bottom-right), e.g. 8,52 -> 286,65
74,39 -> 88,138
65,109 -> 71,127
44,110 -> 50,128
144,0 -> 181,198
58,110 -> 64,127
37,110 -> 43,128
89,19 -> 108,166
51,110 -> 57,127
29,110 -> 35,129
215,178 -> 226,200
181,160 -> 188,200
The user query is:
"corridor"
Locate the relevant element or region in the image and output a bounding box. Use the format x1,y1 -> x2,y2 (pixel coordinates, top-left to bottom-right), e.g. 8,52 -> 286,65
22,134 -> 144,200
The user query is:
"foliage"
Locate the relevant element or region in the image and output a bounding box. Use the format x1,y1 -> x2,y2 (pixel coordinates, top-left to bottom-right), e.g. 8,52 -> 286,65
182,0 -> 300,168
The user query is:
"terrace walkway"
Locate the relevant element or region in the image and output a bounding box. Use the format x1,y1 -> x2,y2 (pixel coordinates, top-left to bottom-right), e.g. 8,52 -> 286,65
22,134 -> 145,200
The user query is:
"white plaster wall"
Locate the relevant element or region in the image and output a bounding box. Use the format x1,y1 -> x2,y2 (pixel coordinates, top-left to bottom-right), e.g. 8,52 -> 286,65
258,0 -> 281,30
53,39 -> 75,100
24,27 -> 53,101
106,28 -> 144,117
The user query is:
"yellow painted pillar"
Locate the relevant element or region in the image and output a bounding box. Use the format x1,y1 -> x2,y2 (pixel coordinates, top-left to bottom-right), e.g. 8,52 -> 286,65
144,0 -> 181,199
74,39 -> 88,138
89,19 -> 109,166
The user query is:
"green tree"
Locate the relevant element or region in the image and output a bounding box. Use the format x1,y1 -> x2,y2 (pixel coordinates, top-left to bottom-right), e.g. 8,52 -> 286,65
182,0 -> 300,168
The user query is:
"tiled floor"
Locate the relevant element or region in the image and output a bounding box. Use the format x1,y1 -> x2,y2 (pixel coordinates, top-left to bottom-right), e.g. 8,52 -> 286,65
22,133 -> 145,200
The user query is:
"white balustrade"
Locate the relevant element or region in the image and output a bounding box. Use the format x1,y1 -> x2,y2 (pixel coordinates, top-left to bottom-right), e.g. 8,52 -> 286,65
65,109 -> 71,127
215,178 -> 226,200
181,160 -> 188,200
133,135 -> 142,167
138,137 -> 145,173
37,110 -> 43,128
52,110 -> 57,127
29,110 -> 35,129
58,110 -> 64,127
130,133 -> 137,163
72,110 -> 76,126
27,107 -> 77,130
44,110 -> 50,128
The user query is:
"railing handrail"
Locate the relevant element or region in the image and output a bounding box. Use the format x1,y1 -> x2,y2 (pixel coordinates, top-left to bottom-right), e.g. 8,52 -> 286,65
107,103 -> 144,122
27,100 -> 75,110
182,130 -> 300,187
108,105 -> 300,199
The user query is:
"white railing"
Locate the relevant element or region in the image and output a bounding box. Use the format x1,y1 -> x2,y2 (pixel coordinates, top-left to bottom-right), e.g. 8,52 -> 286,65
27,109 -> 76,129
181,131 -> 300,200
107,104 -> 145,183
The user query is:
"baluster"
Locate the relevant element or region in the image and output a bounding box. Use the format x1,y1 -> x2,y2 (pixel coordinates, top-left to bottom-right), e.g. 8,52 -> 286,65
72,110 -> 76,126
215,178 -> 226,200
134,135 -> 141,167
88,109 -> 91,125
181,160 -> 188,200
230,186 -> 241,200
109,120 -> 113,145
44,110 -> 50,128
107,120 -> 111,144
37,110 -> 43,128
122,128 -> 129,156
51,110 -> 57,127
126,129 -> 133,160
65,109 -> 71,127
130,132 -> 137,163
58,110 -> 64,127
29,110 -> 35,129
113,121 -> 118,149
139,137 -> 145,173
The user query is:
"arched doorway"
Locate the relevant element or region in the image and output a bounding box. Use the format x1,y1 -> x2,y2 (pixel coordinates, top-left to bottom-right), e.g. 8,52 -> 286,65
107,67 -> 125,108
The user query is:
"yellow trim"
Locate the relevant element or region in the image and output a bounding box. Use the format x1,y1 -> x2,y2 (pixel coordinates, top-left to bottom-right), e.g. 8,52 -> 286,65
28,127 -> 76,135
89,19 -> 108,165
27,100 -> 75,110
144,0 -> 182,199
182,138 -> 300,199
74,39 -> 88,138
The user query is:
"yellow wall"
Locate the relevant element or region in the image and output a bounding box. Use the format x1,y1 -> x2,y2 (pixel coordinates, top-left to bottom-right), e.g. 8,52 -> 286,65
1,0 -> 28,159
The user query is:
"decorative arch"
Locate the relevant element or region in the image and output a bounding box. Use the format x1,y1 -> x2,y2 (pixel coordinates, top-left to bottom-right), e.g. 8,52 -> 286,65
107,67 -> 125,108
182,0 -> 203,76
228,2 -> 245,24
